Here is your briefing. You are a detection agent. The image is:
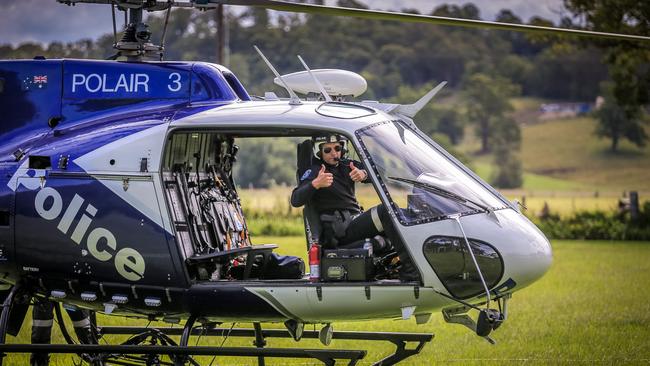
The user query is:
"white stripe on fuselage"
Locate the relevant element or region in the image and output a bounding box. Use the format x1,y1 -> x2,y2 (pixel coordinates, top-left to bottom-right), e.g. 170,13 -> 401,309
73,122 -> 171,233
6,122 -> 172,234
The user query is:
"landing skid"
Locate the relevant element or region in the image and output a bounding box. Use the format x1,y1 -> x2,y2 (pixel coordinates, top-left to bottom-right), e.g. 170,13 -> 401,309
0,322 -> 433,366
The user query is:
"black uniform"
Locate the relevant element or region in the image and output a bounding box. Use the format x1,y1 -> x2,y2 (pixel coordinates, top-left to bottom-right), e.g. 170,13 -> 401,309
291,158 -> 368,215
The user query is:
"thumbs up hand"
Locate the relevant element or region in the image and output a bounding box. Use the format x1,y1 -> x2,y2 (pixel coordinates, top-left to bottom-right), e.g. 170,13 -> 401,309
349,162 -> 367,182
311,164 -> 334,189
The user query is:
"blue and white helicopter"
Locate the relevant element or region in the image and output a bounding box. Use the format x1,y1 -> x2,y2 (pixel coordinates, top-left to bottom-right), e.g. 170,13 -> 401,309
0,1 -> 646,365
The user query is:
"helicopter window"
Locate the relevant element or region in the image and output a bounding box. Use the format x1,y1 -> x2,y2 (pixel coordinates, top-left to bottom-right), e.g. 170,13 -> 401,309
191,69 -> 234,103
161,131 -> 316,282
422,236 -> 503,299
222,71 -> 251,101
316,102 -> 375,119
356,121 -> 508,225
163,132 -> 222,172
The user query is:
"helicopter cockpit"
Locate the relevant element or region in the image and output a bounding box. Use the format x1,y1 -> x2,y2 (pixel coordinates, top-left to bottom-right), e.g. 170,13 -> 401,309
160,111 -> 519,291
160,116 -> 432,282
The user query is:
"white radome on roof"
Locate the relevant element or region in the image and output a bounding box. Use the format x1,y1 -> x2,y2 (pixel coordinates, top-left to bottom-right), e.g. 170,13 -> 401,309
274,69 -> 368,97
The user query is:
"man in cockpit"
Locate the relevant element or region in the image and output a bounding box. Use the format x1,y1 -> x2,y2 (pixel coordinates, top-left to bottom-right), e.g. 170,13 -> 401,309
290,134 -> 419,281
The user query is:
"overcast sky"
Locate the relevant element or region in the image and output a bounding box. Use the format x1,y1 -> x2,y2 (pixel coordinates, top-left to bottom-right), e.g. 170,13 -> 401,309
0,0 -> 568,46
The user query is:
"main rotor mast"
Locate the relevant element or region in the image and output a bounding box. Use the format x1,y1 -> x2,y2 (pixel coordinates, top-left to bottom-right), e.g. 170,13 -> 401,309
112,6 -> 163,61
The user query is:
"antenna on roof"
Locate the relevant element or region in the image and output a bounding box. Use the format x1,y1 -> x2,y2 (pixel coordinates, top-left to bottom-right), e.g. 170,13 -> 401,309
297,55 -> 332,102
253,45 -> 302,105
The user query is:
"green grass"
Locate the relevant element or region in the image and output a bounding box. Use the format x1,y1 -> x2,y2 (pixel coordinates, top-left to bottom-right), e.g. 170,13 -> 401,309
6,239 -> 650,365
473,162 -> 585,191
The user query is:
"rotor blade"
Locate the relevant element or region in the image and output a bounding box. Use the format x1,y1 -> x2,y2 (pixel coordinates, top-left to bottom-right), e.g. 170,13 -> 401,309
232,0 -> 650,43
57,0 -> 649,42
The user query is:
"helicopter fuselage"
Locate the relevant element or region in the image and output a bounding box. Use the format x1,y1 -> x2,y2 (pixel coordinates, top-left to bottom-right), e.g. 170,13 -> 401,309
0,59 -> 552,325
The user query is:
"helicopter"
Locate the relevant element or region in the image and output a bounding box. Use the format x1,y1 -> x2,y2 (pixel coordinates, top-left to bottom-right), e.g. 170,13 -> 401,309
0,1 -> 646,365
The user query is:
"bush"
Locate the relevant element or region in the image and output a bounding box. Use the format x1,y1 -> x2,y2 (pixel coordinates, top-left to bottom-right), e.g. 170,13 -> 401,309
247,217 -> 304,237
531,201 -> 650,240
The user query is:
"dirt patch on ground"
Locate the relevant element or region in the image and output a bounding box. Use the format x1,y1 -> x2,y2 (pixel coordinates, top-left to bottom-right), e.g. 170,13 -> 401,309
530,167 -> 577,175
512,109 -> 543,125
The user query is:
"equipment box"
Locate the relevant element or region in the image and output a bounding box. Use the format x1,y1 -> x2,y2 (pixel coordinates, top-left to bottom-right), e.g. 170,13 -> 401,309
321,248 -> 373,281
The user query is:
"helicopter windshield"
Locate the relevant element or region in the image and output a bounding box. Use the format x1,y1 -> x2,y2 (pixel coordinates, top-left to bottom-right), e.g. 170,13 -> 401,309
356,120 -> 508,225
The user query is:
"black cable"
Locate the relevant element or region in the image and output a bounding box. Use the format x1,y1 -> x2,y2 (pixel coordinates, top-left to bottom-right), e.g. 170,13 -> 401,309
208,322 -> 237,366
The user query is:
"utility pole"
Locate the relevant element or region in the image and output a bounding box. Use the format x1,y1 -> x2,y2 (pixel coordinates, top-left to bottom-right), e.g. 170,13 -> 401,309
216,4 -> 224,64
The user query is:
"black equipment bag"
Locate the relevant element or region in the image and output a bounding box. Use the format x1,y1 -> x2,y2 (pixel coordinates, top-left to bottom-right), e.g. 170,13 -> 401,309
262,253 -> 305,279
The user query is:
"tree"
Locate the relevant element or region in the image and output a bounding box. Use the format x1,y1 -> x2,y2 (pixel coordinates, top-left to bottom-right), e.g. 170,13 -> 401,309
564,0 -> 650,151
490,116 -> 523,188
595,83 -> 648,152
528,44 -> 607,100
491,143 -> 523,188
234,138 -> 297,188
463,73 -> 520,154
462,73 -> 523,187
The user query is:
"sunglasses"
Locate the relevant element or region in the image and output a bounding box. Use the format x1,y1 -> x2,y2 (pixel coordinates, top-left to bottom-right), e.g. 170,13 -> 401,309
322,145 -> 342,154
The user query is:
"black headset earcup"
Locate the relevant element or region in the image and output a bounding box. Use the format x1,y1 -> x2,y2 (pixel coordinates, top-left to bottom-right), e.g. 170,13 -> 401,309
317,151 -> 322,158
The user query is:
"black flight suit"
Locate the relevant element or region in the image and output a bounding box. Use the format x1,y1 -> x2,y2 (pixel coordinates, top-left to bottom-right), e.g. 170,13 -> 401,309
291,158 -> 419,281
291,158 -> 367,216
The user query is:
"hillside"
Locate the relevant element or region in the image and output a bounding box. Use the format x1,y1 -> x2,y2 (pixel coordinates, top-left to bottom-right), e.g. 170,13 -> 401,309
458,100 -> 650,193
520,117 -> 650,191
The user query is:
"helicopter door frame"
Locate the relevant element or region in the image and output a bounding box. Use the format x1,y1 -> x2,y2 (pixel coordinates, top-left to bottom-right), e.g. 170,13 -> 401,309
160,128 -> 260,282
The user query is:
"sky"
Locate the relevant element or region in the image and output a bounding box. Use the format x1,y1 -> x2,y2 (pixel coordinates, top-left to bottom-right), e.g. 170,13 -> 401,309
0,0 -> 568,46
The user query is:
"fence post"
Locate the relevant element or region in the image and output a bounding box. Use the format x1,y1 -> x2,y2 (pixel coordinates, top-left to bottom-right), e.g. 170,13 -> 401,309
630,191 -> 639,221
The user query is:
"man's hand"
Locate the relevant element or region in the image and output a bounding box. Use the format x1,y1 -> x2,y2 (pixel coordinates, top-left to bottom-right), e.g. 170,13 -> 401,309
349,162 -> 367,182
311,164 -> 334,189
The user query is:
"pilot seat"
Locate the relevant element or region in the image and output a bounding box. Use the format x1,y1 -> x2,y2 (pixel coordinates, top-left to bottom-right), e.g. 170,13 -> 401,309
296,139 -> 400,281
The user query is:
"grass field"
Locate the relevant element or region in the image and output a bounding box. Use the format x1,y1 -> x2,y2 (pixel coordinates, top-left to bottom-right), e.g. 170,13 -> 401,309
6,238 -> 650,365
239,186 -> 645,224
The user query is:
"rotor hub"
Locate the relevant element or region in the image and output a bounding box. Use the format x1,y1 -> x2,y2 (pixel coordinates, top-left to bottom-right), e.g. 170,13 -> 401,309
113,8 -> 162,61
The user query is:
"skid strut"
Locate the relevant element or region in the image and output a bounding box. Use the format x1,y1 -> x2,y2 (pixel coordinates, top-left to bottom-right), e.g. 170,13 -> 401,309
0,324 -> 433,365
100,325 -> 433,366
